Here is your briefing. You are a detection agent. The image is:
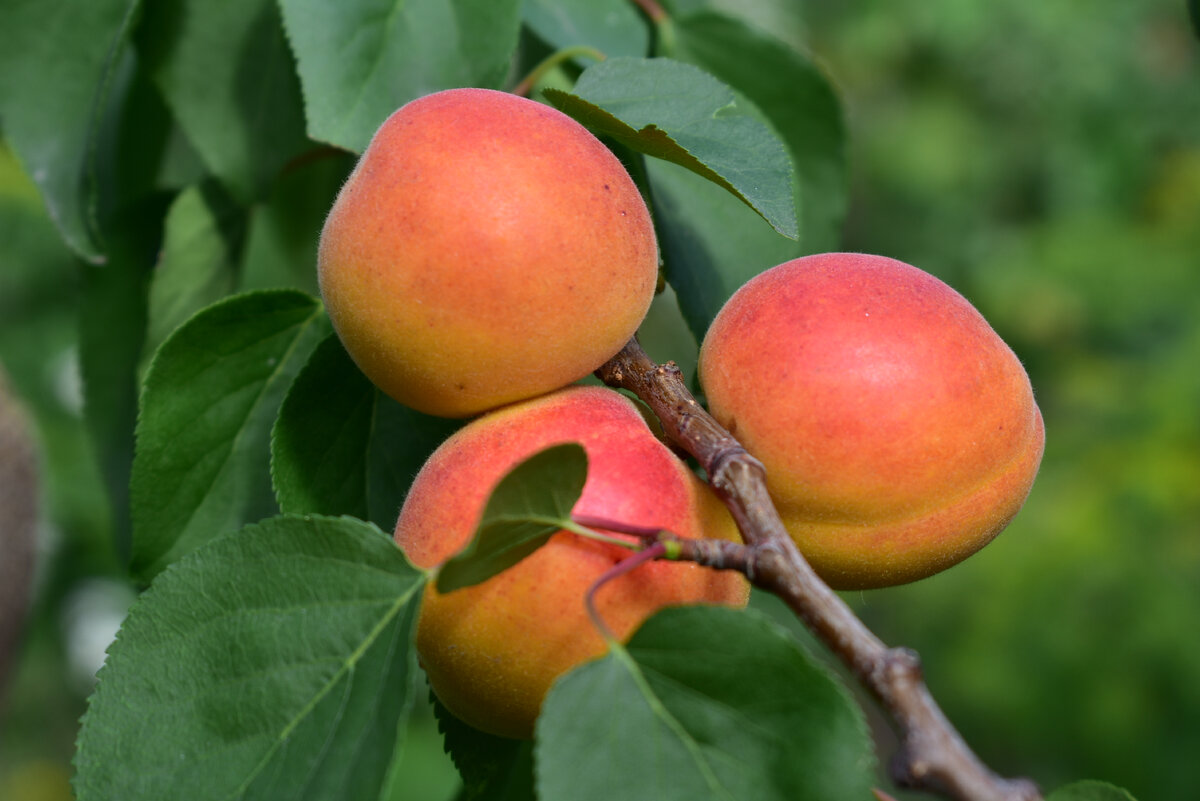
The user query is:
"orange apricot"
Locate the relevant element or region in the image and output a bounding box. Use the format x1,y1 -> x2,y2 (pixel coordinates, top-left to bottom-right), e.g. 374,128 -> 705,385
699,252 -> 1044,589
319,88 -> 658,418
395,386 -> 748,738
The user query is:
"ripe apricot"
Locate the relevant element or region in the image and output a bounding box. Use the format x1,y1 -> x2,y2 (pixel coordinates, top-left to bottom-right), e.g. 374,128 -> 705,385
319,88 -> 658,418
395,386 -> 748,739
698,253 -> 1044,589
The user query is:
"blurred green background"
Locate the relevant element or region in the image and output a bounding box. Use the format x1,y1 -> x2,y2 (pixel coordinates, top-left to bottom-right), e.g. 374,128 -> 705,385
2,1 -> 1198,800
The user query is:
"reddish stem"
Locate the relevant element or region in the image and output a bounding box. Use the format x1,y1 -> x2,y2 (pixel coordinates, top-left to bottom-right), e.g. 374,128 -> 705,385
572,513 -> 665,542
585,542 -> 668,642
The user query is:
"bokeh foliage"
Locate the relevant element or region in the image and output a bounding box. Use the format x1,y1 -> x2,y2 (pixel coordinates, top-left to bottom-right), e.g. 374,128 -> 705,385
799,2 -> 1200,798
0,0 -> 1196,800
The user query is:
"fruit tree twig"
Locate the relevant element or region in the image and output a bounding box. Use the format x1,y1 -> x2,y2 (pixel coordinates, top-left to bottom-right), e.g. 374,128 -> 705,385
596,338 -> 1042,801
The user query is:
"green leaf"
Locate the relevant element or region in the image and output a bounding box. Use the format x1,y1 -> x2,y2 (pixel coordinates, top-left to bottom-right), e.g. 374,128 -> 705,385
279,0 -> 523,154
1190,0 -> 1200,41
435,443 -> 588,593
142,182 -> 246,370
0,0 -> 141,261
649,158 -> 800,341
522,0 -> 650,61
238,150 -> 356,296
671,10 -> 847,253
272,334 -> 461,530
74,515 -> 424,801
138,0 -> 310,203
536,606 -> 876,801
544,57 -> 798,239
80,195 -> 172,561
1046,781 -> 1139,801
434,694 -> 536,801
129,290 -> 330,581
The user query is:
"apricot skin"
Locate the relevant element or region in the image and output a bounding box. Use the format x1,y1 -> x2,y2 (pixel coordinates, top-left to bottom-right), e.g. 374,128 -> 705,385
394,386 -> 749,739
318,88 -> 658,418
698,253 -> 1044,590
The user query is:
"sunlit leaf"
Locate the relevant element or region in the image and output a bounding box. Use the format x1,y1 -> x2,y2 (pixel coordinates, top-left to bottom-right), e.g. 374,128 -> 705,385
545,57 -> 798,239
130,291 -> 329,580
537,606 -> 876,801
75,515 -> 423,801
279,0 -> 522,153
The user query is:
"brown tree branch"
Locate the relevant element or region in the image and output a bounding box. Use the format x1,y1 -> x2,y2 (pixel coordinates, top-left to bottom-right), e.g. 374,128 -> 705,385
596,338 -> 1042,801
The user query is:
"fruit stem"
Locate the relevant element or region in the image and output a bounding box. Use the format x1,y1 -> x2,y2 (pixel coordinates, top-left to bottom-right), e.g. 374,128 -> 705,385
584,542 -> 668,644
629,0 -> 667,24
510,45 -> 607,98
571,513 -> 665,543
627,0 -> 676,55
560,518 -> 642,551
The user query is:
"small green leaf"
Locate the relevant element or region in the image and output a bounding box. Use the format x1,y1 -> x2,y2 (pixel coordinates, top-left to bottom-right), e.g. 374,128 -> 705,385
272,333 -> 461,530
142,182 -> 245,371
545,57 -> 798,239
0,0 -> 140,261
74,515 -> 424,801
433,694 -> 536,801
536,606 -> 876,801
522,0 -> 650,61
1047,781 -> 1139,801
279,0 -> 523,153
129,290 -> 330,581
138,0 -> 310,203
436,443 -> 588,593
671,10 -> 847,253
649,158 -> 800,341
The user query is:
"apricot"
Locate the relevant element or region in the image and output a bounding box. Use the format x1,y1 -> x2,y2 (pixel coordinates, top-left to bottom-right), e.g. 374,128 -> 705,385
698,253 -> 1044,590
318,88 -> 658,418
395,386 -> 749,739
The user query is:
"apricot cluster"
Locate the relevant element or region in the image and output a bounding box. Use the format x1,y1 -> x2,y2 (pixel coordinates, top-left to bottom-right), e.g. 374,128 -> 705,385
320,88 -> 746,740
319,89 -> 1043,740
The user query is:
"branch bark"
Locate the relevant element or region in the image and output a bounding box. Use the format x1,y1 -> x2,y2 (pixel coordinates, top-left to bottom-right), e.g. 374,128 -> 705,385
596,338 -> 1041,801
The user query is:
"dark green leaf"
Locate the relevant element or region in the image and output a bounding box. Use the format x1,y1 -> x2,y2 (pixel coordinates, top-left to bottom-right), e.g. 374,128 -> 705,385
1190,0 -> 1200,41
74,515 -> 424,801
142,182 -> 246,370
436,443 -> 588,593
1047,781 -> 1138,801
434,694 -> 536,801
272,334 -> 461,530
545,57 -> 798,239
522,0 -> 650,61
279,0 -> 523,154
648,158 -> 799,341
671,10 -> 847,253
238,150 -> 356,296
0,0 -> 140,261
139,0 -> 310,203
536,606 -> 876,801
129,290 -> 330,581
81,194 -> 172,562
